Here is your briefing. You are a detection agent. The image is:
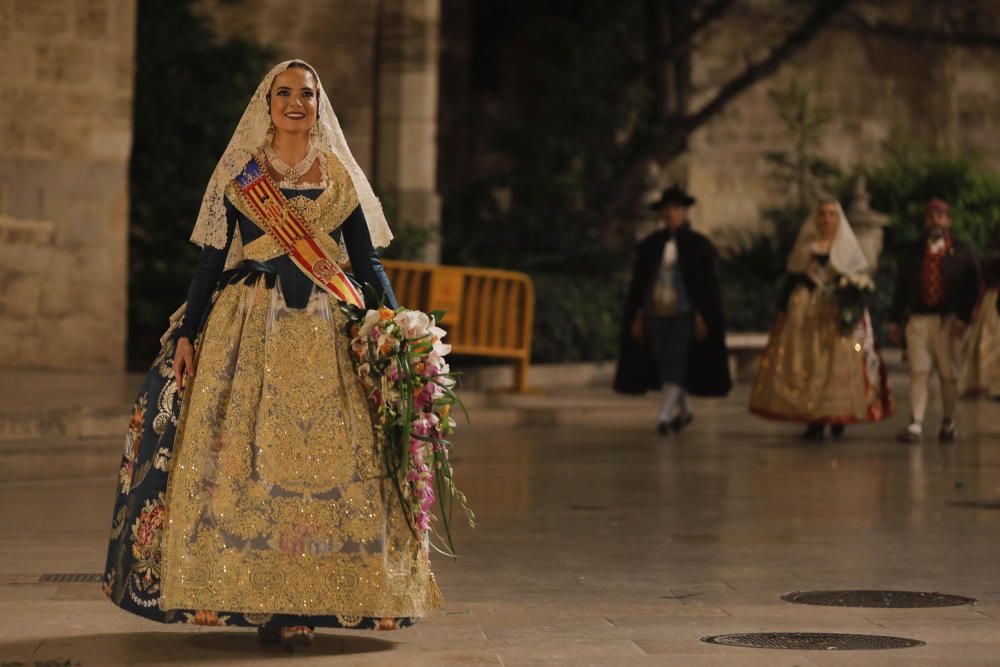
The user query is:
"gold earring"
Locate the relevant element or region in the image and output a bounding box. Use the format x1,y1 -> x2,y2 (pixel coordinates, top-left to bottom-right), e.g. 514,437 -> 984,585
309,123 -> 318,137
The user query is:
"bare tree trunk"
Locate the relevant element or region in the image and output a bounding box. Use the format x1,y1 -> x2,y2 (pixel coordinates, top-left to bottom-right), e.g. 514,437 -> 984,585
665,3 -> 693,127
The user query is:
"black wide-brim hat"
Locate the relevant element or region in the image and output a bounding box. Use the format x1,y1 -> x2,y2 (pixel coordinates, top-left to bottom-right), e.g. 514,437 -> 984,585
650,185 -> 696,210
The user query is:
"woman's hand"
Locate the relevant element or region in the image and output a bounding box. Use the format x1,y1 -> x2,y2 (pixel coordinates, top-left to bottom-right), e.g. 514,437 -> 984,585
173,337 -> 196,391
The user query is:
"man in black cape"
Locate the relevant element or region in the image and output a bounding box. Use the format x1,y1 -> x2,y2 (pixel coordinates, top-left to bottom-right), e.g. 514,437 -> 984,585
614,185 -> 732,433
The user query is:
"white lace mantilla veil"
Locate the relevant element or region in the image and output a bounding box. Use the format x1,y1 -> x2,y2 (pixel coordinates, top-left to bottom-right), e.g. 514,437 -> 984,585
189,59 -> 393,268
786,198 -> 869,275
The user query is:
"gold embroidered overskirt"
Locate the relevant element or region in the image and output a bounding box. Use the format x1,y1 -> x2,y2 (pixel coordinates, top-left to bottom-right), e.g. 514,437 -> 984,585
960,287 -> 1000,396
750,285 -> 891,423
160,278 -> 442,616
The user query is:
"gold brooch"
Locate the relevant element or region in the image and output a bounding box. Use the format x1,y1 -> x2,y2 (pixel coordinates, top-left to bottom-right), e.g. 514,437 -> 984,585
287,195 -> 322,223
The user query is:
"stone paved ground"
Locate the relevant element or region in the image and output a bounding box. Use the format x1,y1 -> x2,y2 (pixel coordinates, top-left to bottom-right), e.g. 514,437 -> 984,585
1,372 -> 999,666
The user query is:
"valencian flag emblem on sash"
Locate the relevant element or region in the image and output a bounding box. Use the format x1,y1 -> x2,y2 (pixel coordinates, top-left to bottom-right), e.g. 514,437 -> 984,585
236,156 -> 364,308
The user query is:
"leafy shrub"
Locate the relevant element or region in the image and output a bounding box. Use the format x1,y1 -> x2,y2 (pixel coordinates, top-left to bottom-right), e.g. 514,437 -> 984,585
867,154 -> 1000,256
529,273 -> 624,363
860,153 -> 1000,338
717,204 -> 808,331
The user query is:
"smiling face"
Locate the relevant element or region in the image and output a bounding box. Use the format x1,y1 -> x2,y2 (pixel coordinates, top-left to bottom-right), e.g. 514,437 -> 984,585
815,201 -> 840,240
269,66 -> 319,135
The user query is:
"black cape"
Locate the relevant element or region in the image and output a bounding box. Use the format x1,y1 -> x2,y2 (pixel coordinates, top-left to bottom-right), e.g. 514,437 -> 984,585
614,224 -> 732,397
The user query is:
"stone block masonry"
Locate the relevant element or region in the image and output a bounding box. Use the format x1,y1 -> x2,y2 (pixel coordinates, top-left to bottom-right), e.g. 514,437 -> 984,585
0,0 -> 136,369
684,1 -> 1000,239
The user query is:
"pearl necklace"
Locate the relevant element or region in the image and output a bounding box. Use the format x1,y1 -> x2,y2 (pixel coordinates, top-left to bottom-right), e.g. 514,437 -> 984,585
264,141 -> 319,187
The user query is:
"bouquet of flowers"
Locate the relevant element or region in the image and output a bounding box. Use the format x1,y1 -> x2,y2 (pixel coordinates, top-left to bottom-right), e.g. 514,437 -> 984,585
340,291 -> 474,556
833,272 -> 875,334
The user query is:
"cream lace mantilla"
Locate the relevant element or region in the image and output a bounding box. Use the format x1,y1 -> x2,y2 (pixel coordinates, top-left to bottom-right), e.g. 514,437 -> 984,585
787,198 -> 869,276
190,59 -> 393,260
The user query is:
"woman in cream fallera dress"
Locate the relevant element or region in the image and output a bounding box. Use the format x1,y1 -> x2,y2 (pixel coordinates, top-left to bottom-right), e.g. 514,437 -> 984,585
960,243 -> 1000,398
750,198 -> 892,440
102,60 -> 441,644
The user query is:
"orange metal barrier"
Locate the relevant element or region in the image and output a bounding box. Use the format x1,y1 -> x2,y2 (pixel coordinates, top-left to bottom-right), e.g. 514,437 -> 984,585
381,259 -> 535,392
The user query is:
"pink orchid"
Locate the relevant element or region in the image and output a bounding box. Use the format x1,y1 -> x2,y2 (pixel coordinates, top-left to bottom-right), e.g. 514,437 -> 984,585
347,304 -> 467,547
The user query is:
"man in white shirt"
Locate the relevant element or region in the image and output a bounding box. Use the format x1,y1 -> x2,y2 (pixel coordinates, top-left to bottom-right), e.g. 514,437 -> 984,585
889,199 -> 980,443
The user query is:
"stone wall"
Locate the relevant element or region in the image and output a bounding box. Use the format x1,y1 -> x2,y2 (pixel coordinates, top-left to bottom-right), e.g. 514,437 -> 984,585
0,0 -> 135,369
685,3 -> 1000,238
376,0 -> 442,262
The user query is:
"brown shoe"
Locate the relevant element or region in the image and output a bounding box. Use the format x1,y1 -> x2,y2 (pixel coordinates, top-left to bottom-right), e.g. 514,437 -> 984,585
280,625 -> 315,651
896,425 -> 922,443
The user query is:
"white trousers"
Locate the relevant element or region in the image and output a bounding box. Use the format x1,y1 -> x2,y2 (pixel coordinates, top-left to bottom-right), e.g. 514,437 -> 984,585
905,314 -> 964,424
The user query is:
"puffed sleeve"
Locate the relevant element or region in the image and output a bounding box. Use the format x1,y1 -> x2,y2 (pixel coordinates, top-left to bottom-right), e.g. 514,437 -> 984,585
175,199 -> 238,341
341,206 -> 398,309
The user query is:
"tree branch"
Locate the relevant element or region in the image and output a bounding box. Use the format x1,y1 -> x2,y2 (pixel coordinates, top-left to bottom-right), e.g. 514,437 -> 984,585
681,0 -> 853,140
605,0 -> 851,221
845,13 -> 1000,49
627,0 -> 736,81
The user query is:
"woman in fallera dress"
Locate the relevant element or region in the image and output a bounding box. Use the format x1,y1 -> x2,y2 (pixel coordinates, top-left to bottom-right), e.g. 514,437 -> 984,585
102,60 -> 442,647
961,240 -> 1000,399
750,197 -> 892,440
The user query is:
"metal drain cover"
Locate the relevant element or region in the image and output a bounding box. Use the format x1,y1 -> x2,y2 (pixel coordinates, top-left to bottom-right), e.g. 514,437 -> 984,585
782,590 -> 976,608
38,573 -> 103,583
702,632 -> 924,651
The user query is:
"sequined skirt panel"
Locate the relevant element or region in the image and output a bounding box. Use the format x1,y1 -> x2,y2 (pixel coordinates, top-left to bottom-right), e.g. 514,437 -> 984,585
749,285 -> 892,423
961,287 -> 1000,396
103,277 -> 442,627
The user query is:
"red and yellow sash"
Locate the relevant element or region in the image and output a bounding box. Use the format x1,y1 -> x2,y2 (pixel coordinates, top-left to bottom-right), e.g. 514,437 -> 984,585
235,156 -> 363,308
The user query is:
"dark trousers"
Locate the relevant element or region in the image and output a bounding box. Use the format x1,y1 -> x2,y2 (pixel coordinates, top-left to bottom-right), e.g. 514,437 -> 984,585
645,312 -> 693,387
